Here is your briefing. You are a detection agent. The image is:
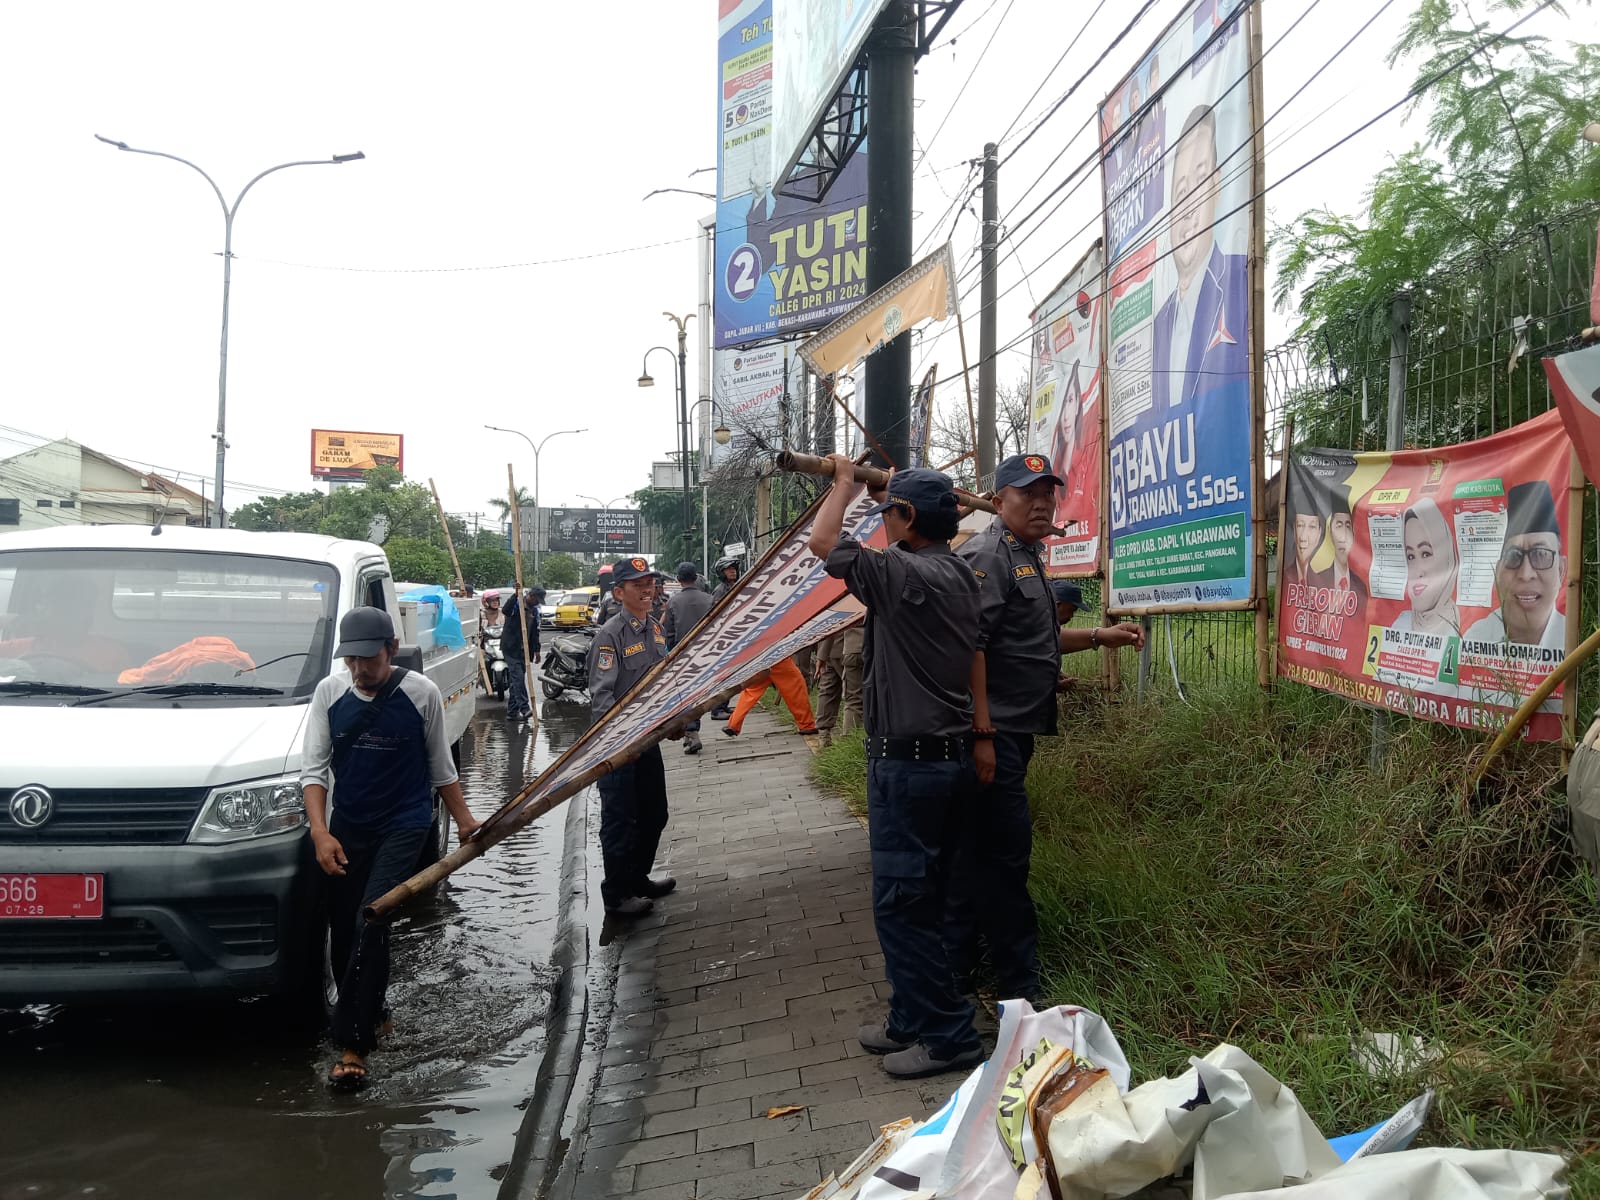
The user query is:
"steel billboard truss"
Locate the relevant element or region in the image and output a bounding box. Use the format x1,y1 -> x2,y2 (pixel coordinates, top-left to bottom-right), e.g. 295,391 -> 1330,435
775,0 -> 965,204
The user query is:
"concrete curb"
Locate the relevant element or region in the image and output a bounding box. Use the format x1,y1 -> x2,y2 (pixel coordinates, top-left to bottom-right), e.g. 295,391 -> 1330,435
500,781 -> 593,1199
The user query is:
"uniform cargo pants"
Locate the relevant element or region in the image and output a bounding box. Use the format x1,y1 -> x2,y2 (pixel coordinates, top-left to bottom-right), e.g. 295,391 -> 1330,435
944,732 -> 1041,1000
597,743 -> 669,908
867,756 -> 980,1060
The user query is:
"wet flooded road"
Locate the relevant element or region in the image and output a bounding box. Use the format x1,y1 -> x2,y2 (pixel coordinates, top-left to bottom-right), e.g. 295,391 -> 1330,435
0,696 -> 597,1200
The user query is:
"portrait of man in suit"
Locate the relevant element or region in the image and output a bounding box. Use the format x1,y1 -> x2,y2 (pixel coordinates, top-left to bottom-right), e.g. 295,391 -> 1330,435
1150,103 -> 1249,417
1313,489 -> 1367,613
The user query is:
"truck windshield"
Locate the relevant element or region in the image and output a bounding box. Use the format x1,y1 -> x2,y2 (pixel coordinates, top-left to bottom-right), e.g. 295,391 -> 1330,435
559,592 -> 593,607
0,548 -> 338,701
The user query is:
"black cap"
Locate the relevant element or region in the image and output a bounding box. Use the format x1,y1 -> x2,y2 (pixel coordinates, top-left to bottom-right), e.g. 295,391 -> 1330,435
1505,480 -> 1559,540
676,561 -> 699,582
333,606 -> 395,658
868,467 -> 960,517
994,453 -> 1064,491
611,556 -> 654,583
1051,580 -> 1085,609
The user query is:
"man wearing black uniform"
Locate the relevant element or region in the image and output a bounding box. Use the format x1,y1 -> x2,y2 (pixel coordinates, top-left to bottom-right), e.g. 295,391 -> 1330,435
809,454 -> 987,1079
588,556 -> 679,917
949,454 -> 1143,1002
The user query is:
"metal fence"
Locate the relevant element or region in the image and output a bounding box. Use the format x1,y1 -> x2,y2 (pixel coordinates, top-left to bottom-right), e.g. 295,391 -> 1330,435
1121,203 -> 1600,701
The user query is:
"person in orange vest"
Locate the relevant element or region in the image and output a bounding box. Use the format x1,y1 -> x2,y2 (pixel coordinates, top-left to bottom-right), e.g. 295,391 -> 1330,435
721,656 -> 817,737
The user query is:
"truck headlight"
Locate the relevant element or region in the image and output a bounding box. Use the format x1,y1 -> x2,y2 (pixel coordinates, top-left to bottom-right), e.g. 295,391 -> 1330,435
190,775 -> 306,843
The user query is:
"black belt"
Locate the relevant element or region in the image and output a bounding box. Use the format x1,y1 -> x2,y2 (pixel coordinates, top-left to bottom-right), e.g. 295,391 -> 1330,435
865,735 -> 965,762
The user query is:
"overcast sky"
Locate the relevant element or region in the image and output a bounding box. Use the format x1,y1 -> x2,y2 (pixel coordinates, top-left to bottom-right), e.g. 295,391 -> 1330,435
0,0 -> 1585,530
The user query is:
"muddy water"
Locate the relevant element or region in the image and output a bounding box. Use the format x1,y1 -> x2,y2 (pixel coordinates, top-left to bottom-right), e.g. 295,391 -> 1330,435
0,697 -> 598,1200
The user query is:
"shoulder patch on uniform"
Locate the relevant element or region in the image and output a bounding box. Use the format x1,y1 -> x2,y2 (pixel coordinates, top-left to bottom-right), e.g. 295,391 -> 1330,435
622,641 -> 645,657
653,631 -> 666,645
973,568 -> 987,579
597,650 -> 615,671
1013,564 -> 1037,579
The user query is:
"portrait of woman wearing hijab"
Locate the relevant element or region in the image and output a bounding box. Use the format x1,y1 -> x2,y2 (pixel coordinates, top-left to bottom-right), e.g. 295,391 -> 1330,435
1391,497 -> 1461,636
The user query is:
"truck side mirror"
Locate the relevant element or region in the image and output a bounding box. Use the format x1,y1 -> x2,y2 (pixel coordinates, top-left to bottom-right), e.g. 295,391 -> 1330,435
395,643 -> 425,674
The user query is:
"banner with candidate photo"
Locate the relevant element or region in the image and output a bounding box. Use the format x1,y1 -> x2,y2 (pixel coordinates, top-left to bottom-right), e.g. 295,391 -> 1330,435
1099,0 -> 1256,610
1027,241 -> 1104,577
715,0 -> 870,349
1277,410 -> 1574,741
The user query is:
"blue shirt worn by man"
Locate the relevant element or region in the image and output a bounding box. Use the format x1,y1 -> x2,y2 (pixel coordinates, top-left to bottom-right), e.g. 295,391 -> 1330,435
300,669 -> 459,833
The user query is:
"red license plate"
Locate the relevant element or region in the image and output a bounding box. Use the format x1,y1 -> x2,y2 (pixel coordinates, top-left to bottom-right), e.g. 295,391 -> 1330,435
0,874 -> 104,920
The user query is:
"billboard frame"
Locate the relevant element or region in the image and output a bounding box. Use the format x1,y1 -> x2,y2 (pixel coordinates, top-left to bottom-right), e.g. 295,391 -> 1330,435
1097,0 -> 1265,621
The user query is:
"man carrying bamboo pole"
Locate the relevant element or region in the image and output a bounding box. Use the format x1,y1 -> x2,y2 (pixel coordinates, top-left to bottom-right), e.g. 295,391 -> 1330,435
502,586 -> 543,722
808,454 -> 986,1079
587,556 -> 680,918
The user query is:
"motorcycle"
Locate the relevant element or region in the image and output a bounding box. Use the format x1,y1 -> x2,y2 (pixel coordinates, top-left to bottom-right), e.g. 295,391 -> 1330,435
540,626 -> 594,699
481,622 -> 509,700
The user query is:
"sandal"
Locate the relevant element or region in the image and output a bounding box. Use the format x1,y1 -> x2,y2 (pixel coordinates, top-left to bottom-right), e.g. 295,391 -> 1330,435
328,1053 -> 370,1092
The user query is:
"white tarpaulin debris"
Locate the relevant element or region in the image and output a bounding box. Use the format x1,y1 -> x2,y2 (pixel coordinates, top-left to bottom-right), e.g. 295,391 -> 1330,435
801,1003 -> 1568,1200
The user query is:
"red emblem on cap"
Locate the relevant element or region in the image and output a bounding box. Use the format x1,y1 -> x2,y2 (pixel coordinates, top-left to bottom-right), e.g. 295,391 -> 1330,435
631,557 -> 647,570
1025,455 -> 1046,473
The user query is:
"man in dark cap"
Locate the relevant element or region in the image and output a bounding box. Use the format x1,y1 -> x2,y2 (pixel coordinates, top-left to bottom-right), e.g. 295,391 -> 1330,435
949,454 -> 1144,1005
1052,579 -> 1085,628
501,586 -> 543,721
1464,480 -> 1567,649
809,456 -> 985,1079
664,561 -> 715,754
588,557 -> 679,917
301,607 -> 480,1090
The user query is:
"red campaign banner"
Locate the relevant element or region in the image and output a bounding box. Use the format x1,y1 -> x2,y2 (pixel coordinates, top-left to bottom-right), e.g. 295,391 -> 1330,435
1545,344 -> 1600,491
1276,409 -> 1573,740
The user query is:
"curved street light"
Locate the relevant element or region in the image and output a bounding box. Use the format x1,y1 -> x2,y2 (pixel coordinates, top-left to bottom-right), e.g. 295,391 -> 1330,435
638,312 -> 696,555
484,425 -> 586,577
96,135 -> 365,527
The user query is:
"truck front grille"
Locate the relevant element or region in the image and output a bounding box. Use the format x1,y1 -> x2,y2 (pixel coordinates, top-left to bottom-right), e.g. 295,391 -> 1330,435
0,787 -> 208,845
0,918 -> 178,966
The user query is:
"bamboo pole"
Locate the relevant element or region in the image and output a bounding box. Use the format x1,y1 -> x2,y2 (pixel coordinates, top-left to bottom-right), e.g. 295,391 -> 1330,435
1248,4 -> 1271,692
775,449 -> 1068,534
955,308 -> 980,463
366,684 -> 743,921
1563,444 -> 1586,767
1269,417 -> 1293,690
830,383 -> 895,468
429,476 -> 492,694
1468,624 -> 1600,792
507,466 -> 538,733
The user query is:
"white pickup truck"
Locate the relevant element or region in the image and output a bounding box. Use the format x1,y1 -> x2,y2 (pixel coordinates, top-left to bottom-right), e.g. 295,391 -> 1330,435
0,525 -> 477,1013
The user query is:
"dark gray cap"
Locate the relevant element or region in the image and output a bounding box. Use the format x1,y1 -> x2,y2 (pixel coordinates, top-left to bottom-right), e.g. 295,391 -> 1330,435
334,606 -> 395,658
676,561 -> 699,581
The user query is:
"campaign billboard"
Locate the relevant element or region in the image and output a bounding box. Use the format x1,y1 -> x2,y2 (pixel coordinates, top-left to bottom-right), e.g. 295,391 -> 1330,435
710,341 -> 792,465
1027,242 -> 1104,577
770,0 -> 888,186
1277,410 -> 1574,741
1100,0 -> 1257,610
715,0 -> 870,349
542,507 -> 641,554
309,429 -> 403,480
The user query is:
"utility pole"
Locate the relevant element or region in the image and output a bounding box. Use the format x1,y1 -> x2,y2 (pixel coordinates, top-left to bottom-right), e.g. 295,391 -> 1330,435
1370,291 -> 1411,771
977,141 -> 999,490
864,0 -> 915,470
814,373 -> 835,456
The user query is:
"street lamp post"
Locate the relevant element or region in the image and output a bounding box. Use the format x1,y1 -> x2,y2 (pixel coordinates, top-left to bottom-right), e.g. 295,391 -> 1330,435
638,311 -> 695,559
485,425 -> 586,579
687,399 -> 734,575
578,495 -> 631,511
96,135 -> 365,528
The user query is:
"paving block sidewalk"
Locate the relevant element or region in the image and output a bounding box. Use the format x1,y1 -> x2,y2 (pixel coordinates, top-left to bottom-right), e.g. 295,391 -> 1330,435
568,710 -> 955,1200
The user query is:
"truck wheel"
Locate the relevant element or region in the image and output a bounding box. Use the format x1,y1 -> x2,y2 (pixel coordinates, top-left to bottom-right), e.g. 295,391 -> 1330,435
418,795 -> 450,871
280,906 -> 336,1035
541,679 -> 565,700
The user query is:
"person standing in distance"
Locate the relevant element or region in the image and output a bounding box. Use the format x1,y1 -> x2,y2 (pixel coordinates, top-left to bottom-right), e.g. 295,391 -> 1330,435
588,556 -> 679,917
950,455 -> 1144,1002
501,586 -> 543,721
707,555 -> 744,720
809,455 -> 986,1079
301,606 -> 481,1091
664,561 -> 715,754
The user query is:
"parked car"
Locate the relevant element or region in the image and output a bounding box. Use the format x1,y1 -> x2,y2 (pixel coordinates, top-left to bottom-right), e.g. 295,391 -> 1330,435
0,526 -> 478,1016
553,586 -> 601,627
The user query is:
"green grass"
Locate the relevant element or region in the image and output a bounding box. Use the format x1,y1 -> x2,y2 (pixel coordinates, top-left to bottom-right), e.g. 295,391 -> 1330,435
809,683 -> 1600,1193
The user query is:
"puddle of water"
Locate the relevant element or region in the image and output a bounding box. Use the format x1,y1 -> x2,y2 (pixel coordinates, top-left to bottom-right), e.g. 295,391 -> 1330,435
0,697 -> 598,1200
